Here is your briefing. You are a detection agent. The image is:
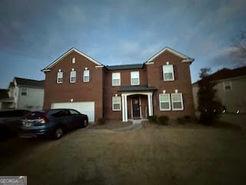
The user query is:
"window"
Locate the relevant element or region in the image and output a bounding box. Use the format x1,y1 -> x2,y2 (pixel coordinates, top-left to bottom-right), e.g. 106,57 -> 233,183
163,64 -> 174,81
83,69 -> 90,82
224,81 -> 232,90
112,96 -> 121,111
171,93 -> 183,110
159,93 -> 171,111
57,70 -> 63,83
131,71 -> 140,85
72,57 -> 75,64
70,69 -> 76,83
112,73 -> 121,86
69,109 -> 80,115
21,88 -> 27,96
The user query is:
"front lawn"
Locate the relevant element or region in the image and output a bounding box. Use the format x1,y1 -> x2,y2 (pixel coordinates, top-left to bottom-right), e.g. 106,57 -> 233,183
0,125 -> 246,185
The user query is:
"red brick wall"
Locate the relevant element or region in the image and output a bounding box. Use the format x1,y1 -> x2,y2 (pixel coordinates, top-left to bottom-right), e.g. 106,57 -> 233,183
103,68 -> 147,120
43,51 -> 103,120
146,50 -> 194,119
44,49 -> 194,121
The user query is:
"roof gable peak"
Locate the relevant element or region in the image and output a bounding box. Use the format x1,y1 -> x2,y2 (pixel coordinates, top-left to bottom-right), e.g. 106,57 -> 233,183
146,47 -> 194,64
42,48 -> 103,72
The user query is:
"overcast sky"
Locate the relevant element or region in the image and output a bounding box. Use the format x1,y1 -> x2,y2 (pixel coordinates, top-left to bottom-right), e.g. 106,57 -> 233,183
0,0 -> 246,88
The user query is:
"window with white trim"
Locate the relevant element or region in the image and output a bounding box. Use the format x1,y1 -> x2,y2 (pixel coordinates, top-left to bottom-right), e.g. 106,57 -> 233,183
57,70 -> 63,83
163,64 -> 174,81
72,57 -> 75,64
112,73 -> 121,86
224,81 -> 232,90
21,88 -> 28,96
112,96 -> 121,111
131,71 -> 140,85
83,69 -> 90,82
159,93 -> 171,111
70,69 -> 76,83
171,93 -> 183,110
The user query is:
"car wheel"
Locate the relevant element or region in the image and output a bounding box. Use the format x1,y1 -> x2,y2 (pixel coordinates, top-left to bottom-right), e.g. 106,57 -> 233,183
54,128 -> 63,139
82,119 -> 88,127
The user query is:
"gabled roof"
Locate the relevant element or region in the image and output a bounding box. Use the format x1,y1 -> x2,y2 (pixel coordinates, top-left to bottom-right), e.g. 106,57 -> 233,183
14,77 -> 44,88
146,47 -> 194,64
106,64 -> 144,70
193,66 -> 246,85
42,48 -> 104,72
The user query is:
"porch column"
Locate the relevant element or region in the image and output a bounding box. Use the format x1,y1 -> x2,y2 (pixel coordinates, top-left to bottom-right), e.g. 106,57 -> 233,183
122,94 -> 128,122
124,95 -> 128,122
147,93 -> 153,116
122,94 -> 125,122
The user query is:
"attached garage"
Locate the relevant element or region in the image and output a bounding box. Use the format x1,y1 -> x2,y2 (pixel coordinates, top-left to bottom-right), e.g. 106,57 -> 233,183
51,102 -> 95,122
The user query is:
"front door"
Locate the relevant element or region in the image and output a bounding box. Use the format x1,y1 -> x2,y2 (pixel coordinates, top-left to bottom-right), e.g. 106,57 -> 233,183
132,97 -> 140,119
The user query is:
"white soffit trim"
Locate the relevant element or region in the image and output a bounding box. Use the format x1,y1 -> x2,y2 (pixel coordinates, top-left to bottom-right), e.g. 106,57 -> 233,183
146,47 -> 194,64
42,48 -> 103,71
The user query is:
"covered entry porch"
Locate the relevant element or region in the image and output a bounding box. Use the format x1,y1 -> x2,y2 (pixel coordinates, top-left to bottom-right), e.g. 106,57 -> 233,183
119,86 -> 156,122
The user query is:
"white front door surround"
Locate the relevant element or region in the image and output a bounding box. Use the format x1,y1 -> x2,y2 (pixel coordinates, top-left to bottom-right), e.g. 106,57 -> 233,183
121,92 -> 153,122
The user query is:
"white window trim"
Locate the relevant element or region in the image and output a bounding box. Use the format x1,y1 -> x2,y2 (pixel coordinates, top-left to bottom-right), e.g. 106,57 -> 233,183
112,96 -> 121,111
57,70 -> 63,84
72,57 -> 76,64
163,64 -> 175,81
21,88 -> 28,96
171,93 -> 184,111
70,69 -> 76,83
131,71 -> 140,86
223,81 -> 232,90
159,93 -> 171,111
112,72 -> 121,86
83,69 -> 90,82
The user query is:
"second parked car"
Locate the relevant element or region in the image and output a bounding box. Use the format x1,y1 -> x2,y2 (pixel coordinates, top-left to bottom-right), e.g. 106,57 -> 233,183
19,109 -> 88,139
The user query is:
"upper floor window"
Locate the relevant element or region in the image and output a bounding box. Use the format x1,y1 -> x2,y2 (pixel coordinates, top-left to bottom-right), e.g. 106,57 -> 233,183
171,92 -> 183,110
70,68 -> 76,83
112,73 -> 121,86
83,68 -> 90,82
112,96 -> 121,111
159,93 -> 171,111
224,81 -> 232,90
131,71 -> 140,85
21,88 -> 27,96
72,57 -> 76,64
57,69 -> 63,83
163,63 -> 174,81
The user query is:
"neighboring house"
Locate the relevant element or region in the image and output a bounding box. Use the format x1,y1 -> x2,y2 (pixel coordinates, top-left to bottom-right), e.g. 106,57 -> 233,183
0,77 -> 44,111
0,89 -> 11,110
192,66 -> 246,113
42,47 -> 194,122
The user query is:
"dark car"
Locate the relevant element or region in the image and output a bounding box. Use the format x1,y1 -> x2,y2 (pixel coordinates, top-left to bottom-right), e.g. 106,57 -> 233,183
19,109 -> 88,139
0,110 -> 31,140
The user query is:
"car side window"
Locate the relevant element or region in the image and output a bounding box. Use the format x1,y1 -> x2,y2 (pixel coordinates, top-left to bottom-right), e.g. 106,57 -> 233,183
52,110 -> 69,117
69,109 -> 80,115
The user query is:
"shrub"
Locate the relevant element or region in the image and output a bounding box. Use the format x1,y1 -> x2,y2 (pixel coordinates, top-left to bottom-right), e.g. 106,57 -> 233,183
157,116 -> 169,125
97,118 -> 106,125
148,115 -> 157,123
177,115 -> 192,124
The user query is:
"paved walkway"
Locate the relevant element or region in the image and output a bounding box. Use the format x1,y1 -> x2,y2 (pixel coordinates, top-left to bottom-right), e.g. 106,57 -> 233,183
112,122 -> 143,132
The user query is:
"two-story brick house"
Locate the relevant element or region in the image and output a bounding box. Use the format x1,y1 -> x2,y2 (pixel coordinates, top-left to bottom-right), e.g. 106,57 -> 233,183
42,47 -> 194,122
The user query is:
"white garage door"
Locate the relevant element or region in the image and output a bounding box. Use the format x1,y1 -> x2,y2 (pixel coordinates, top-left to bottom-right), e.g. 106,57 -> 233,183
51,102 -> 95,122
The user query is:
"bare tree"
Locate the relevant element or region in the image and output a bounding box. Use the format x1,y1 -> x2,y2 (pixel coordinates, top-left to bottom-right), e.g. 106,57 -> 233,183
230,31 -> 246,62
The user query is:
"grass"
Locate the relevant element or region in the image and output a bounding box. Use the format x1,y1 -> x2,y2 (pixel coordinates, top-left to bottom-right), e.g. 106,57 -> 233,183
0,124 -> 246,185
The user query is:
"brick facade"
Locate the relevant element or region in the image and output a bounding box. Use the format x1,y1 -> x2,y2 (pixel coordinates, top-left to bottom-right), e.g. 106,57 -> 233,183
43,48 -> 194,122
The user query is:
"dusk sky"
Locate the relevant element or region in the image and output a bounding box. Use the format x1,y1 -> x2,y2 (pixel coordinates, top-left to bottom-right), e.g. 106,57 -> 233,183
0,0 -> 246,88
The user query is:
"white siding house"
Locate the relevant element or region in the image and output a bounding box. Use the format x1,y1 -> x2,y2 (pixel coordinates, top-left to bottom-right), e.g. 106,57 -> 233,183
0,77 -> 44,111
